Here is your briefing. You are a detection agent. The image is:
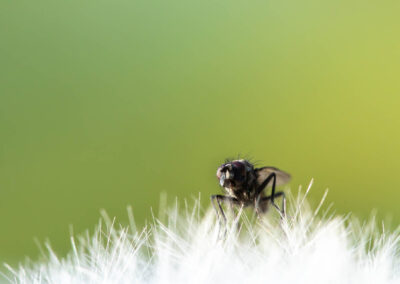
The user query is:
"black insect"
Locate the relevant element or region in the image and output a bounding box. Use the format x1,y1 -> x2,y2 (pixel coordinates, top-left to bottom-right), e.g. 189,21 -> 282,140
211,159 -> 291,223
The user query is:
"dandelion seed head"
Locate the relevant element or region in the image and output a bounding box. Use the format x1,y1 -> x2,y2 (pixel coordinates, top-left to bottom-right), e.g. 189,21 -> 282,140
5,187 -> 400,284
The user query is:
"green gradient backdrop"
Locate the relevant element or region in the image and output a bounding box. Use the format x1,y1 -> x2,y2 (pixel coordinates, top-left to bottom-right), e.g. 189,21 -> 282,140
1,0 -> 400,264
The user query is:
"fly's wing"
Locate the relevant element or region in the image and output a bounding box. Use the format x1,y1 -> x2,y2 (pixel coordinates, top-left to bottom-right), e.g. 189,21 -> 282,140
255,167 -> 291,187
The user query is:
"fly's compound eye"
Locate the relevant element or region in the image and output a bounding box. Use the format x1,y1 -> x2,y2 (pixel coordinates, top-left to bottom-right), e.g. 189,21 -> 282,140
231,161 -> 246,182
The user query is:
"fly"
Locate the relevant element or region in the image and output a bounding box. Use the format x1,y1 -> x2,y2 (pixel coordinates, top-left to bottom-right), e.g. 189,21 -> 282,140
211,159 -> 291,223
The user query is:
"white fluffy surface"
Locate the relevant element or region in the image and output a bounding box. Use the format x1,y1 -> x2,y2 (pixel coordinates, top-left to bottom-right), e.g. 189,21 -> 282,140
5,184 -> 400,284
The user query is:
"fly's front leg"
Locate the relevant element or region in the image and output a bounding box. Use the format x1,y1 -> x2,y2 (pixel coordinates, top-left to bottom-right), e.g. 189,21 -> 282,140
210,195 -> 238,226
211,195 -> 239,238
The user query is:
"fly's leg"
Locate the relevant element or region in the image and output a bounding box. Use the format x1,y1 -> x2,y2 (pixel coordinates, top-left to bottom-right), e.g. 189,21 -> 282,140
210,195 -> 239,224
210,195 -> 239,236
229,200 -> 239,230
259,191 -> 286,218
255,173 -> 286,217
254,194 -> 264,220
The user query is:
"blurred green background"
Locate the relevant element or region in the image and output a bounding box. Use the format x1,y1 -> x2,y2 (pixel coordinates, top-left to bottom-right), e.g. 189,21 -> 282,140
1,0 -> 400,265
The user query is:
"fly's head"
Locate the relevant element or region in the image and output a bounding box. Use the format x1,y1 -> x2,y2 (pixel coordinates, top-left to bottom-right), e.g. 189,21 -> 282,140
216,159 -> 255,192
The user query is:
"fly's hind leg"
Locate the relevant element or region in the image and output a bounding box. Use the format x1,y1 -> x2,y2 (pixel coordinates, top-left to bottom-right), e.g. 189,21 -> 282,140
259,191 -> 286,218
255,173 -> 286,218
